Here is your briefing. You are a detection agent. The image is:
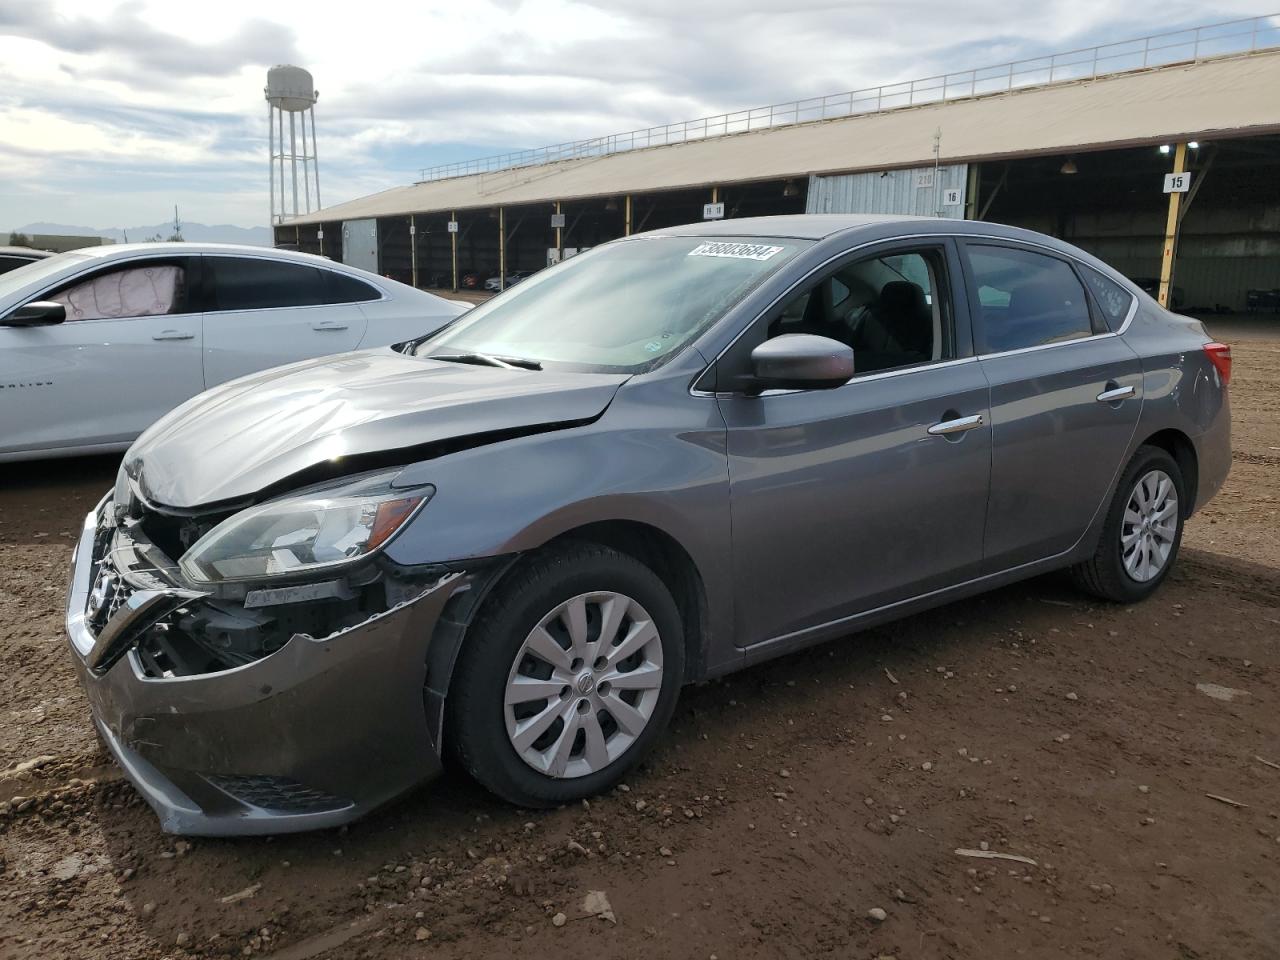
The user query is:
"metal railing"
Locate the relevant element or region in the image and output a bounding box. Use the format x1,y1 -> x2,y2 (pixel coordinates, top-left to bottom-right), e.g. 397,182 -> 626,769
417,14 -> 1280,183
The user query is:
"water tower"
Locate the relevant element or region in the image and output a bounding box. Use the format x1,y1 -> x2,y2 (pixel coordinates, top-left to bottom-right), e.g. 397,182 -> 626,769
265,65 -> 321,225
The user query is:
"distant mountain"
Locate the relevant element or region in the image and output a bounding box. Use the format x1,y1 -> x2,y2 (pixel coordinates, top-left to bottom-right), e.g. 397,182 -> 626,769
9,222 -> 272,246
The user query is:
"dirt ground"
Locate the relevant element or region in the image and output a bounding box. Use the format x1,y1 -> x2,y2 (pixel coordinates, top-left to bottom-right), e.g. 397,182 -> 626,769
1,317 -> 1277,960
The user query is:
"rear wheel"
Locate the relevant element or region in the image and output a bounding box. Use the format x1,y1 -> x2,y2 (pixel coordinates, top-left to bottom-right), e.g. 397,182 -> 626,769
1072,445 -> 1186,603
448,542 -> 684,807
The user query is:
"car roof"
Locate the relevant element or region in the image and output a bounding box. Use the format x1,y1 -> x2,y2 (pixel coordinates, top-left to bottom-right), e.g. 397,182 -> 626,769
642,213 -> 1127,264
635,213 -> 1099,246
637,214 -> 941,241
0,246 -> 54,258
627,214 -> 1143,291
70,241 -> 348,269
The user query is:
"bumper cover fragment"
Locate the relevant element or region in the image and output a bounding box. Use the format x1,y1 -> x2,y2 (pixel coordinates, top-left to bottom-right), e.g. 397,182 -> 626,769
65,496 -> 471,836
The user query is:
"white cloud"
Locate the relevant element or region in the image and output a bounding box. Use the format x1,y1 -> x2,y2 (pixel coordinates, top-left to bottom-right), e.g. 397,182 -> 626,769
0,0 -> 1268,229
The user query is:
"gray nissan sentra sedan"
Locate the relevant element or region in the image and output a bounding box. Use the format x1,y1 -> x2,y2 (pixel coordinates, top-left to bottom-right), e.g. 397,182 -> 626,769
65,215 -> 1232,835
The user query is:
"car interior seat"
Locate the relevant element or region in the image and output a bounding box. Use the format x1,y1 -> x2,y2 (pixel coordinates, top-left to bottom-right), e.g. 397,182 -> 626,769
779,281 -> 856,348
854,280 -> 934,372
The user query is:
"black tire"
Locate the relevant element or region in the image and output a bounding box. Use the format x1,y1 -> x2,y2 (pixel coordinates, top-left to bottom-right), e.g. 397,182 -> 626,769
1072,445 -> 1187,603
447,541 -> 684,807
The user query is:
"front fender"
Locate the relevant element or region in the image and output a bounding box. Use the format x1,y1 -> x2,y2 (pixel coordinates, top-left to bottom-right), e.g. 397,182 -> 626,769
383,373 -> 737,677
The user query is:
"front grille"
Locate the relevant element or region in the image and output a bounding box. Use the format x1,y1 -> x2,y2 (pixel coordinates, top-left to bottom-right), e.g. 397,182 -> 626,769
205,774 -> 351,815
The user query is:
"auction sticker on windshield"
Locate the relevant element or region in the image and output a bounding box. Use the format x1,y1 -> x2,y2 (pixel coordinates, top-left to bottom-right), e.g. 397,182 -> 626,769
688,242 -> 785,261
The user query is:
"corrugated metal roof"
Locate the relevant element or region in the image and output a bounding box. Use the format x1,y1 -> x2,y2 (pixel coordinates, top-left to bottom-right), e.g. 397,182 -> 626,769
286,51 -> 1280,226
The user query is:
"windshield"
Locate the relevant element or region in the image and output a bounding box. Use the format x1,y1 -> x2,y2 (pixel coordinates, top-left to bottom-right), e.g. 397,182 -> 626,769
417,236 -> 810,373
0,251 -> 91,303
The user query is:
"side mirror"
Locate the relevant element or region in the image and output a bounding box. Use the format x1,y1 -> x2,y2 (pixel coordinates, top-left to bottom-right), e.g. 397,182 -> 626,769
3,301 -> 66,327
745,334 -> 854,392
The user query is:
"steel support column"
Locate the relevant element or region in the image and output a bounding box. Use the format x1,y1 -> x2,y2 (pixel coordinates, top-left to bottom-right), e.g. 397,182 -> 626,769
1178,144 -> 1215,227
556,201 -> 563,262
978,164 -> 1009,221
451,211 -> 459,292
1158,143 -> 1187,309
498,207 -> 506,292
624,195 -> 632,236
410,214 -> 418,289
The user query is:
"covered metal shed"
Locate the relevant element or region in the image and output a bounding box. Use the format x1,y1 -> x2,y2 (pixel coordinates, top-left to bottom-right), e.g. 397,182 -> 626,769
280,18 -> 1280,311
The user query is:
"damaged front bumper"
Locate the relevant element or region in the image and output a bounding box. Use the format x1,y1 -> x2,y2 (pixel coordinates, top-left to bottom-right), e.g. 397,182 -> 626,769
65,494 -> 476,836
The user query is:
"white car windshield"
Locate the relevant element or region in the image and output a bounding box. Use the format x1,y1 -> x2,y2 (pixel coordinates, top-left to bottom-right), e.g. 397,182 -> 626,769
417,236 -> 810,373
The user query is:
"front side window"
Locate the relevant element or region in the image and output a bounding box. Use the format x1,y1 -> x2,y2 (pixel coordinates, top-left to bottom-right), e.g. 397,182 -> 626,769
210,258 -> 324,311
966,245 -> 1093,352
766,248 -> 951,375
50,263 -> 186,321
417,236 -> 810,373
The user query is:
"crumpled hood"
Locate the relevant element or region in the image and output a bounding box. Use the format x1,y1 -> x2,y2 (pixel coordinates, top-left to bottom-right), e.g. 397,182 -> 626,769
126,348 -> 628,509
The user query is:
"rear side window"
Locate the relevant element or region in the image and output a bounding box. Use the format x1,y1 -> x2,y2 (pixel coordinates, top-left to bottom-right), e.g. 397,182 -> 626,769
966,245 -> 1093,353
1080,266 -> 1135,330
210,258 -> 324,311
323,270 -> 379,303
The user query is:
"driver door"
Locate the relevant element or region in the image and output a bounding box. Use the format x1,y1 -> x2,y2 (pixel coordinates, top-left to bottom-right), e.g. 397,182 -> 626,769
713,239 -> 992,653
0,256 -> 204,457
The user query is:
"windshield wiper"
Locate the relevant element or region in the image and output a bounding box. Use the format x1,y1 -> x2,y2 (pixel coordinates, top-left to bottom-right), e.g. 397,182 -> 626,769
491,355 -> 543,370
432,353 -> 542,370
432,352 -> 512,368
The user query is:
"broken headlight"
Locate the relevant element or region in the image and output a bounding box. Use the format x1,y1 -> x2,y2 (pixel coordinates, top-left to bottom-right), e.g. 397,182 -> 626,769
178,479 -> 432,585
112,462 -> 136,521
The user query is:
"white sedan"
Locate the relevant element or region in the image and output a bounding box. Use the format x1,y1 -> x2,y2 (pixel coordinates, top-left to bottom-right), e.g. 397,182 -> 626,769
0,243 -> 466,461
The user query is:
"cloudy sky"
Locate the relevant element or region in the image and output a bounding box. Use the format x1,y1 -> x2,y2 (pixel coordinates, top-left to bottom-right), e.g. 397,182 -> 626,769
0,0 -> 1264,230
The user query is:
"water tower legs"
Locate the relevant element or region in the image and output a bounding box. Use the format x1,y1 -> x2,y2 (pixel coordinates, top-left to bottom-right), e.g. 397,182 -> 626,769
310,108 -> 321,209
277,109 -> 286,221
268,102 -> 275,227
289,112 -> 300,218
301,114 -> 312,212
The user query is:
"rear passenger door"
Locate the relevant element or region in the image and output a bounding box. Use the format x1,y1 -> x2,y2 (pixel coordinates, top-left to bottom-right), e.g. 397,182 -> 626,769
201,256 -> 368,386
961,241 -> 1143,571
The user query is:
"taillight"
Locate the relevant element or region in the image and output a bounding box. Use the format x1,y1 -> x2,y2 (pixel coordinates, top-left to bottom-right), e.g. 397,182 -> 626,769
1203,342 -> 1231,385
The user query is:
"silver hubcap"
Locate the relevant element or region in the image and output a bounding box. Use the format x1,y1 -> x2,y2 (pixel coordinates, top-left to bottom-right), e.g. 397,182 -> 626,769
1121,469 -> 1178,583
504,591 -> 664,779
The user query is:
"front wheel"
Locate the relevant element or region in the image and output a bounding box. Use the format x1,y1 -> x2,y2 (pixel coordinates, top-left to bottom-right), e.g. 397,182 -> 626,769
1072,445 -> 1186,603
448,542 -> 684,807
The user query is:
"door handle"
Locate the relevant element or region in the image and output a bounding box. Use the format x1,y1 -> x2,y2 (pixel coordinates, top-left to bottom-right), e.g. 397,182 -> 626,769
1096,385 -> 1136,403
927,413 -> 984,437
311,321 -> 349,331
152,330 -> 194,341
